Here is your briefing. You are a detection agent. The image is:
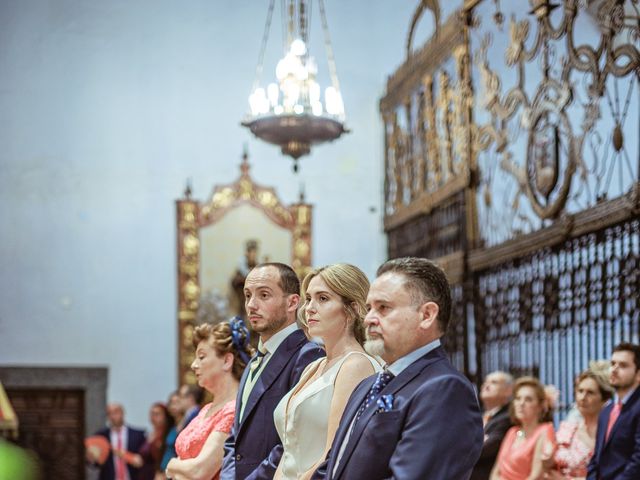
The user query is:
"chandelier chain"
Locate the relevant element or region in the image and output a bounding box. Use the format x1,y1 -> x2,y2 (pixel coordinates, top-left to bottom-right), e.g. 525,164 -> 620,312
318,0 -> 341,94
252,0 -> 277,94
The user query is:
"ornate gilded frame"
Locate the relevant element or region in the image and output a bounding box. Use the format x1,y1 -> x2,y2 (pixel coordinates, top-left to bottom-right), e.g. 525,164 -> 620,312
175,154 -> 312,384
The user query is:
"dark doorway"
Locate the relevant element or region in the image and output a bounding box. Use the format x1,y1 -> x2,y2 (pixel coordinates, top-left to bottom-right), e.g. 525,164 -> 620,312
7,387 -> 86,480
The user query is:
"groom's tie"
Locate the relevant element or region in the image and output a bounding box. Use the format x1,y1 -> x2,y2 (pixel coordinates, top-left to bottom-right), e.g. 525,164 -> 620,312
354,369 -> 394,422
249,346 -> 267,381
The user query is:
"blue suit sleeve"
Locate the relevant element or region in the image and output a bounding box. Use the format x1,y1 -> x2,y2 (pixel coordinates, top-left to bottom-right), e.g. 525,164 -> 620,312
587,442 -> 598,480
387,375 -> 483,480
618,413 -> 640,480
587,408 -> 608,480
220,426 -> 237,480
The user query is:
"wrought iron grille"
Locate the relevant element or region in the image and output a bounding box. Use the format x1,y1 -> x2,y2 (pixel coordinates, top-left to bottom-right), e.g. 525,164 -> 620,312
443,283 -> 470,375
387,190 -> 467,260
474,217 -> 640,418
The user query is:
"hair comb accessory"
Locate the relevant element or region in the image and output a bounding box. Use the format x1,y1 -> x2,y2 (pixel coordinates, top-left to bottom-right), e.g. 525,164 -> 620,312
229,316 -> 251,364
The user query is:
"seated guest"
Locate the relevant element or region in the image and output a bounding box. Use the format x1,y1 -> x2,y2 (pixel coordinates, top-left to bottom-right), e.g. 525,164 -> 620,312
177,384 -> 204,431
273,264 -> 381,480
490,377 -> 555,480
471,371 -> 514,480
587,342 -> 640,480
87,403 -> 146,480
542,363 -> 612,480
134,402 -> 175,480
160,391 -> 182,473
166,319 -> 254,480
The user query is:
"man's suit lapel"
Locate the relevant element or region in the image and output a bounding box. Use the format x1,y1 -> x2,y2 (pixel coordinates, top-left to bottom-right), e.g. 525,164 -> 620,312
595,401 -> 612,454
486,403 -> 509,434
333,347 -> 446,479
605,387 -> 640,447
236,329 -> 307,438
235,356 -> 253,426
326,378 -> 374,479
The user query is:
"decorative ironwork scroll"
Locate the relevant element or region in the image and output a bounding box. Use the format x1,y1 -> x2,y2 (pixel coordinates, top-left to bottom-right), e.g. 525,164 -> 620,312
175,153 -> 312,385
471,0 -> 640,246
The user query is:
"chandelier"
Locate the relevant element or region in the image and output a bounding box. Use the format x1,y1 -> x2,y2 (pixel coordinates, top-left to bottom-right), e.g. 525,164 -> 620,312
242,0 -> 348,172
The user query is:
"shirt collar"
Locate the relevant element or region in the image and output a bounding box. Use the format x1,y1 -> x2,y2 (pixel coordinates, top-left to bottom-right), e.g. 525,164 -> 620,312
615,385 -> 638,405
484,406 -> 502,418
387,338 -> 441,376
258,322 -> 299,355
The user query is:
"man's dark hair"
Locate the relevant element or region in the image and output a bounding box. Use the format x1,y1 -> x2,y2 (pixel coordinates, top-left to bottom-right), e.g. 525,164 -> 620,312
253,262 -> 300,295
376,257 -> 452,335
182,384 -> 204,405
613,342 -> 640,370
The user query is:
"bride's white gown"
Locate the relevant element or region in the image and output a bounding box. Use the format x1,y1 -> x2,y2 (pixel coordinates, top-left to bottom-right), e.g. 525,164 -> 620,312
273,351 -> 381,479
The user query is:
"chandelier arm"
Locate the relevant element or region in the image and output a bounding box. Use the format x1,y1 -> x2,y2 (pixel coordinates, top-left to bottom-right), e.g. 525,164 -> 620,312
306,0 -> 314,46
281,0 -> 287,52
252,0 -> 277,94
318,0 -> 341,94
287,0 -> 295,46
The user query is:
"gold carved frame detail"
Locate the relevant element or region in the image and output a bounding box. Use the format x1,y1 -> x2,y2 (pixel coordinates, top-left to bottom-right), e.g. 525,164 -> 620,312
175,154 -> 313,385
381,9 -> 478,244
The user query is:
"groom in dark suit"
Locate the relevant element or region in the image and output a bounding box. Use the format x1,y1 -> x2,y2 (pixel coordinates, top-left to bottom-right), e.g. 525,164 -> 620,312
313,257 -> 483,480
220,262 -> 324,480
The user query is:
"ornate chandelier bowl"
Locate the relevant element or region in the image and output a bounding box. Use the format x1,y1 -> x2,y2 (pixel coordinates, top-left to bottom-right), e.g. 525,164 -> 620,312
242,0 -> 348,172
242,114 -> 348,161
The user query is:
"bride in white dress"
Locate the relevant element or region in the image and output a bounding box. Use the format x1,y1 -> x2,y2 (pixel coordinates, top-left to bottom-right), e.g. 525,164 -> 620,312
273,263 -> 382,480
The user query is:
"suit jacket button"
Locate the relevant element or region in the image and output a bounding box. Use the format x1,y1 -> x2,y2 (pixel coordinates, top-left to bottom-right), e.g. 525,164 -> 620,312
236,454 -> 242,461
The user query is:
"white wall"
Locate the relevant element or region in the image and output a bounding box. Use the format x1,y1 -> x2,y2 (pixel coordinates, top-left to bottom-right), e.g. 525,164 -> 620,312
0,0 -> 450,428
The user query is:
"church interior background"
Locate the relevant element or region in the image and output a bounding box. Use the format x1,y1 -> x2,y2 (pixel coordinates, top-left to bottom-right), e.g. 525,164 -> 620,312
1,0 -> 638,478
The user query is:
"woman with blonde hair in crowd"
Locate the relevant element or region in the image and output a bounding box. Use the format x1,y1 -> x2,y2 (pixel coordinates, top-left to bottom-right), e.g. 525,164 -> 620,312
166,318 -> 253,480
490,376 -> 556,480
273,263 -> 382,480
542,362 -> 613,480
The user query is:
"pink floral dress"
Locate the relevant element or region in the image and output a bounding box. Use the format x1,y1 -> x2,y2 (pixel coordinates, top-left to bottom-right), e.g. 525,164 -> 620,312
175,400 -> 236,480
553,420 -> 594,477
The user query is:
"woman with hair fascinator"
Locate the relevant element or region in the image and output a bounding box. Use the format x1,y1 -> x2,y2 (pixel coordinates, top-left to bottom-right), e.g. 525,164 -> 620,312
166,318 -> 254,480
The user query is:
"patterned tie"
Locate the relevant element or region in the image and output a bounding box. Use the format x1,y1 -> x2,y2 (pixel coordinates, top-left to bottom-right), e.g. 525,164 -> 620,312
249,346 -> 267,381
354,370 -> 394,422
605,400 -> 623,442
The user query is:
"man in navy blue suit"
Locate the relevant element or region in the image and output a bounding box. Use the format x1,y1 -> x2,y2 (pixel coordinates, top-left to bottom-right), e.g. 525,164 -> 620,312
90,403 -> 146,480
588,342 -> 640,480
313,257 -> 483,480
220,262 -> 324,480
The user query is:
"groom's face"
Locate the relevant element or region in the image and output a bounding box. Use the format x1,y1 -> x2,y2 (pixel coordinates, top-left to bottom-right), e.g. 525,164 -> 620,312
244,266 -> 295,340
